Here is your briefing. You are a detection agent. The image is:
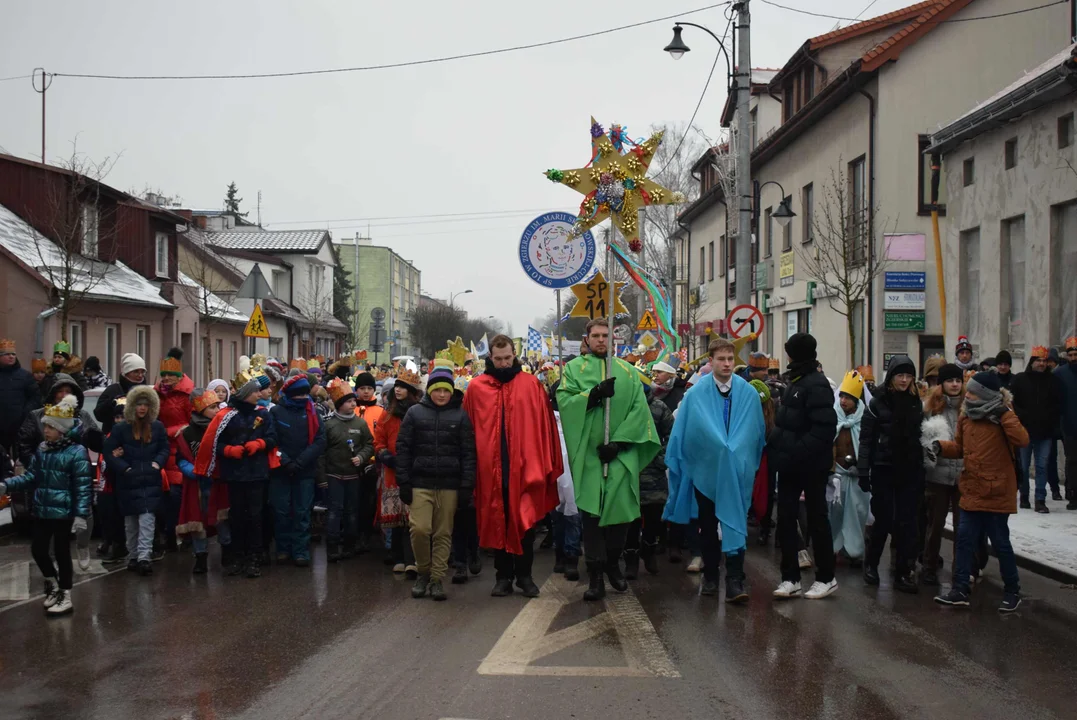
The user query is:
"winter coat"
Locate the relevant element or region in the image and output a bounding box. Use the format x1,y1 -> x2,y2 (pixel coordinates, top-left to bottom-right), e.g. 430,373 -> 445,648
178,414 -> 212,480
640,391 -> 674,505
104,387 -> 170,516
322,413 -> 375,479
0,358 -> 42,449
653,377 -> 688,413
156,375 -> 195,431
1010,369 -> 1062,440
270,400 -> 327,478
18,373 -> 102,469
1054,363 -> 1077,437
923,396 -> 963,487
374,399 -> 415,490
997,371 -> 1014,390
5,430 -> 93,520
95,374 -> 146,433
395,391 -> 476,493
215,401 -> 277,484
769,366 -> 838,475
938,409 -> 1029,514
857,356 -> 924,481
42,356 -> 88,397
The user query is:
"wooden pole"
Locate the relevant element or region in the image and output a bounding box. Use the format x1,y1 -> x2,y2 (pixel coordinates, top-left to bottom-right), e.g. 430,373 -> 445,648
603,232 -> 615,479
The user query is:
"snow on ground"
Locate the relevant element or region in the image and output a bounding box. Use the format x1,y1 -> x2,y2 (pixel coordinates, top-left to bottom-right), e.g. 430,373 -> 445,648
947,502 -> 1077,580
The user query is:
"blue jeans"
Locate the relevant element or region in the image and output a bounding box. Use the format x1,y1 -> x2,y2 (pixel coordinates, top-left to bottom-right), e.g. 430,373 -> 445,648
125,512 -> 155,562
953,510 -> 1019,595
552,510 -> 581,558
269,474 -> 315,560
327,477 -> 360,546
1019,436 -> 1053,503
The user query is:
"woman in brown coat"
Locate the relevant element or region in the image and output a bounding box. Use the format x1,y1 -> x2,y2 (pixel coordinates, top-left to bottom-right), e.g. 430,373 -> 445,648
932,372 -> 1028,612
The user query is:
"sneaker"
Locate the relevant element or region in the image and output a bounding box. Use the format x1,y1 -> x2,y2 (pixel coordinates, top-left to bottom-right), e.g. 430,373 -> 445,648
686,556 -> 704,573
102,547 -> 129,565
773,580 -> 802,599
137,560 -> 153,576
42,578 -> 58,609
700,578 -> 719,596
1035,501 -> 1050,514
392,563 -> 406,573
798,549 -> 812,569
999,592 -> 1022,613
894,573 -> 919,594
934,588 -> 970,607
46,589 -> 72,616
405,564 -> 418,580
920,568 -> 939,587
804,579 -> 838,599
411,574 -> 429,598
429,580 -> 447,601
451,564 -> 469,584
76,544 -> 91,571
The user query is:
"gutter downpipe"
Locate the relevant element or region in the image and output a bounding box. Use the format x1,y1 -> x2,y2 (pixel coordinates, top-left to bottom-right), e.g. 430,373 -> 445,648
858,86 -> 876,368
677,220 -> 692,354
35,307 -> 60,358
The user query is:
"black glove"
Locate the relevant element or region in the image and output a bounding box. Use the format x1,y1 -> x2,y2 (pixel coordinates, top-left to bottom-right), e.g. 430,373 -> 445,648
379,451 -> 396,469
587,378 -> 616,409
399,486 -> 413,506
597,442 -> 624,464
458,487 -> 473,509
858,475 -> 871,494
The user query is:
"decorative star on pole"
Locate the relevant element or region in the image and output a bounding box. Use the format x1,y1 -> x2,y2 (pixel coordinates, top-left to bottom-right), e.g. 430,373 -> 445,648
545,117 -> 685,252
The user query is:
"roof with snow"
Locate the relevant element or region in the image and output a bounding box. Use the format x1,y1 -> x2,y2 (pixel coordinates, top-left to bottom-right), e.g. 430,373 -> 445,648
0,201 -> 174,309
177,271 -> 248,323
209,229 -> 328,253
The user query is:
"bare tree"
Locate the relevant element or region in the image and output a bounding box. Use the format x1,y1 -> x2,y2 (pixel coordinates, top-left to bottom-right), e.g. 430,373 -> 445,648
298,268 -> 336,357
795,164 -> 891,368
177,246 -> 240,380
408,304 -> 466,359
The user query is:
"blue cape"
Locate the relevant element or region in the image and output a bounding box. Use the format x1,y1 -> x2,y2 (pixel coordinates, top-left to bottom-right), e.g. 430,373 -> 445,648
663,373 -> 766,553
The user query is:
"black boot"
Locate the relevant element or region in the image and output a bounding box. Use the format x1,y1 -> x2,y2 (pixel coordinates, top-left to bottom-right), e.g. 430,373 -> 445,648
623,550 -> 640,581
606,551 -> 628,592
863,565 -> 880,586
583,561 -> 606,602
564,556 -> 580,582
515,576 -> 540,598
491,578 -> 514,596
758,527 -> 771,546
327,543 -> 343,563
724,553 -> 748,604
553,549 -> 566,574
452,563 -> 469,584
641,540 -> 659,575
192,552 -> 208,575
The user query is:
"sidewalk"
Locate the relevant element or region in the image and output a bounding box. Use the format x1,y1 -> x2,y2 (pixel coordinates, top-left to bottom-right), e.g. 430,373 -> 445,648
946,503 -> 1077,584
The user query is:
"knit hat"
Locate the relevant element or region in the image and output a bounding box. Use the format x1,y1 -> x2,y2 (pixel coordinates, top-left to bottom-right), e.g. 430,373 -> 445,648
1030,345 -> 1049,360
749,378 -> 771,404
31,358 -> 47,373
967,371 -> 1001,398
937,363 -> 964,385
84,356 -> 101,373
263,364 -> 282,384
53,341 -> 71,358
748,352 -> 770,370
427,360 -> 455,394
955,335 -> 973,355
191,389 -> 220,414
0,339 -> 15,356
282,374 -> 311,397
160,347 -> 184,376
838,370 -> 865,400
237,374 -> 270,401
327,377 -> 356,409
121,353 -> 146,376
354,371 -> 376,389
995,350 -> 1012,366
42,394 -> 79,434
1049,347 -> 1062,364
785,332 -> 817,363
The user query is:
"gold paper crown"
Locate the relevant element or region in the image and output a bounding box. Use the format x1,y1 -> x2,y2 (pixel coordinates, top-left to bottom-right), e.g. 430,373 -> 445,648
839,370 -> 865,399
326,377 -> 354,405
44,396 -> 78,419
0,339 -> 15,354
1067,337 -> 1077,351
396,368 -> 421,389
192,390 -> 220,413
250,353 -> 267,370
289,358 -> 308,371
1031,345 -> 1049,359
307,359 -> 321,370
768,357 -> 780,370
376,369 -> 391,382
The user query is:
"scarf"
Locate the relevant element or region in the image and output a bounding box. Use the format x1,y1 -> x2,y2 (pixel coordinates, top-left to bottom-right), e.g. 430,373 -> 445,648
786,359 -> 818,381
334,410 -> 356,421
964,393 -> 1006,422
954,357 -> 978,372
389,396 -> 415,419
485,358 -> 523,384
42,435 -> 74,453
834,393 -> 865,461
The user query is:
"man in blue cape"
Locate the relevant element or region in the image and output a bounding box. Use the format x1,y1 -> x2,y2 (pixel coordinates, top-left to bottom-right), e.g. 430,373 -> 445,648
664,337 -> 766,602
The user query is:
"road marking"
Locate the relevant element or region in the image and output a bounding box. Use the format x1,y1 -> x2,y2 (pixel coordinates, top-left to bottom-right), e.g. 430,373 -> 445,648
478,574 -> 679,678
0,560 -> 124,615
0,561 -> 30,601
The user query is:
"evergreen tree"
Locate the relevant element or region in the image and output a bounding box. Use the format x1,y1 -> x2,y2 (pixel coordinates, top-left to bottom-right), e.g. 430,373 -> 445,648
330,242 -> 355,348
224,182 -> 249,217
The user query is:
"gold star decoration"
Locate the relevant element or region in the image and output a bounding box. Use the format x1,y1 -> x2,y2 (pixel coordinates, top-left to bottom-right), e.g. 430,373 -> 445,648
446,337 -> 469,368
545,117 -> 685,251
568,270 -> 629,319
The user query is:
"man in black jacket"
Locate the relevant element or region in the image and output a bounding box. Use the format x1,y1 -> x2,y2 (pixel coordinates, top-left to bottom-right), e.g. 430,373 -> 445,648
768,333 -> 838,600
1012,344 -> 1062,512
0,340 -> 42,455
95,353 -> 148,434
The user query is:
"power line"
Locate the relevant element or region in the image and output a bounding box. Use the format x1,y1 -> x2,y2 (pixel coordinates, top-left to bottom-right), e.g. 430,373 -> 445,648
0,73 -> 33,83
48,2 -> 731,82
854,0 -> 882,21
266,206 -> 559,227
759,0 -> 1066,24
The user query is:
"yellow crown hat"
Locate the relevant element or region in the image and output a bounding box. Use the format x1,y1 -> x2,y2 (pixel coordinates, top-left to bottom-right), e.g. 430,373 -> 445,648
838,370 -> 865,400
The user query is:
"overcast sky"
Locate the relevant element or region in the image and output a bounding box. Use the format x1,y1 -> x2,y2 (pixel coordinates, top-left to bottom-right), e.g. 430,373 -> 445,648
0,0 -> 915,336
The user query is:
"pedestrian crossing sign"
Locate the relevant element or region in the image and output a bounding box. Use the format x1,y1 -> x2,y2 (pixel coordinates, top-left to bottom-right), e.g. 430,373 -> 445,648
636,310 -> 658,332
244,303 -> 270,339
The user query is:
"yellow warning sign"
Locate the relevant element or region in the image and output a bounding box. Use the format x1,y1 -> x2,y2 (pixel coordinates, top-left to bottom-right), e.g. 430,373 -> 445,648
244,303 -> 270,339
636,310 -> 658,332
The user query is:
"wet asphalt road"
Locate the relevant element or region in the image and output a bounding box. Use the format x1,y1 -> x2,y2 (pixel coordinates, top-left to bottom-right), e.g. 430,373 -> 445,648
0,534 -> 1075,720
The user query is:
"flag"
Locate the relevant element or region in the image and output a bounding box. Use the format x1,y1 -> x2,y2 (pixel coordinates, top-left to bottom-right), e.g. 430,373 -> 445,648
470,340 -> 478,358
527,326 -> 544,355
475,333 -> 489,358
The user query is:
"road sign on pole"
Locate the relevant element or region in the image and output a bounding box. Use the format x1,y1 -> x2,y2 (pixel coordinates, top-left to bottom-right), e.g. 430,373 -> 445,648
243,303 -> 270,339
636,310 -> 658,332
726,304 -> 764,340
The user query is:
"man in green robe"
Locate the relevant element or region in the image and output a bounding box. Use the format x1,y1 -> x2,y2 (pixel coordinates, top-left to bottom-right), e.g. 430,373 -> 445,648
558,318 -> 660,601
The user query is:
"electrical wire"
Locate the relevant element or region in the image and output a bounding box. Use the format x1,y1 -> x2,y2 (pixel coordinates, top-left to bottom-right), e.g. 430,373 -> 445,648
759,0 -> 1066,24
0,73 -> 33,83
267,206 -> 558,226
48,2 -> 731,81
853,0 -> 882,21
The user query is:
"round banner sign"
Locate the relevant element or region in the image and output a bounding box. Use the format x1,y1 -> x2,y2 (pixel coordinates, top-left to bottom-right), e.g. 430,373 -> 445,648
519,212 -> 596,289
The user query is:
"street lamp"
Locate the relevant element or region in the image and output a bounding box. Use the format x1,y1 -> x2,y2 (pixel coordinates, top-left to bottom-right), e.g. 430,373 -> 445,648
753,180 -> 797,230
663,23 -> 732,85
449,289 -> 473,308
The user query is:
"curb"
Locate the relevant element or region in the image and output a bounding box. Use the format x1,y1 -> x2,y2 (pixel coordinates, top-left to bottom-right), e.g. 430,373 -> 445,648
942,527 -> 1077,586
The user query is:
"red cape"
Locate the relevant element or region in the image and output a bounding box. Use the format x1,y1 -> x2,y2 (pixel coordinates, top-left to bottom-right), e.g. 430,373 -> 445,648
463,371 -> 563,555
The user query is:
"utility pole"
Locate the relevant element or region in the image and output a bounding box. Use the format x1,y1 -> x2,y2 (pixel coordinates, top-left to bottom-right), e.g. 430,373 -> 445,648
734,1 -> 753,308
257,190 -> 262,228
32,68 -> 51,164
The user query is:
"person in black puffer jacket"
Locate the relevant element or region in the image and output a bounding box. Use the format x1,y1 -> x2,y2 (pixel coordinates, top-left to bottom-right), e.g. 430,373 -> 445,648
0,344 -> 42,454
395,363 -> 476,601
857,353 -> 924,592
18,373 -> 102,471
768,332 -> 839,599
95,353 -> 148,434
1010,345 -> 1062,511
623,381 -> 674,579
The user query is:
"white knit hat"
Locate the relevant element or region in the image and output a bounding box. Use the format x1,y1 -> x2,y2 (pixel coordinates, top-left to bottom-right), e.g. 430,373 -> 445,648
121,353 -> 146,376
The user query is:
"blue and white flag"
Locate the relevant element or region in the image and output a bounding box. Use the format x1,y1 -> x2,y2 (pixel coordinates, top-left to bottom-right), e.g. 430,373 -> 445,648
527,326 -> 544,354
474,333 -> 489,358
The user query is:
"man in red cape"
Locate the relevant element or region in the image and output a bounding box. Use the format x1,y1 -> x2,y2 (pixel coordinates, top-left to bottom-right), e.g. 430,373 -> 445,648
464,334 -> 562,598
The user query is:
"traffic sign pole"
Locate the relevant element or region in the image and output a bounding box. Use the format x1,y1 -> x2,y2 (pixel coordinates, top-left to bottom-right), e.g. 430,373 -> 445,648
603,234 -> 615,480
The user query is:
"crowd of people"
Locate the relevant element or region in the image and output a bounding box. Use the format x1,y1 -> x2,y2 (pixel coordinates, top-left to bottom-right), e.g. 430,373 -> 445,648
0,327 -> 1071,617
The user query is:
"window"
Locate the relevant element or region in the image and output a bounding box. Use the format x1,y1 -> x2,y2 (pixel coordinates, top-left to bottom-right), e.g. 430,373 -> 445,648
917,135 -> 947,216
750,107 -> 758,150
80,204 -> 99,258
962,157 -> 975,187
698,246 -> 705,285
1050,202 -> 1077,344
1059,113 -> 1074,149
764,207 -> 773,258
1004,137 -> 1017,170
719,234 -> 726,277
708,241 -> 715,282
849,156 -> 868,263
68,322 -> 84,358
781,196 -> 792,252
959,228 -> 981,343
786,308 -> 811,339
272,270 -> 284,297
803,67 -> 814,102
104,324 -> 118,379
154,232 -> 169,277
1002,215 -> 1027,347
136,325 -> 148,361
801,183 -> 814,243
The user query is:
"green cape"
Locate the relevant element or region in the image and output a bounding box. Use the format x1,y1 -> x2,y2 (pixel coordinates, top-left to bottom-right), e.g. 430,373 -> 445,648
557,354 -> 660,526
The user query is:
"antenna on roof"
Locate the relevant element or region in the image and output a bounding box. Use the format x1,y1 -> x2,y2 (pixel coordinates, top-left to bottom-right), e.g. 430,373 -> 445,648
257,190 -> 263,228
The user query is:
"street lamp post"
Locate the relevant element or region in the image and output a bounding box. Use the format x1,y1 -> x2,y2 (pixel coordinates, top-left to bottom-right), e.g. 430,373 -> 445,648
753,180 -> 797,231
449,289 -> 473,309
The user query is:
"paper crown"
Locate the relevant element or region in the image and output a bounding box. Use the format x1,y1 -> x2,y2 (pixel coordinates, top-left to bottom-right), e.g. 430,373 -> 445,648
396,367 -> 421,390
307,359 -> 321,370
44,394 -> 78,419
289,358 -> 308,371
856,364 -> 875,382
768,357 -> 780,370
748,353 -> 770,370
192,390 -> 220,413
250,354 -> 267,370
31,358 -> 48,372
0,339 -> 15,354
376,369 -> 392,382
53,341 -> 70,355
1030,345 -> 1049,359
356,350 -> 368,362
839,370 -> 865,399
113,396 -> 127,412
326,377 -> 355,405
1066,337 -> 1077,351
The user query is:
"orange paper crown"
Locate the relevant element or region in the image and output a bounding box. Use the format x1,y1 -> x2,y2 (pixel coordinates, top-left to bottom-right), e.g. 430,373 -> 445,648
192,390 -> 220,413
1030,345 -> 1049,360
856,364 -> 875,382
289,358 -> 308,371
1066,337 -> 1077,351
326,377 -> 354,405
396,367 -> 421,390
31,358 -> 47,373
0,339 -> 15,354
